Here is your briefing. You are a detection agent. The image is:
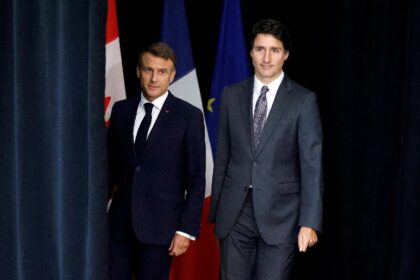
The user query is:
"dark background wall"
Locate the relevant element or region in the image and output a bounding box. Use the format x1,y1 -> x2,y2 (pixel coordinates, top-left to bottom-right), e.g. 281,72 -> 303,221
116,0 -> 420,279
117,0 -> 327,103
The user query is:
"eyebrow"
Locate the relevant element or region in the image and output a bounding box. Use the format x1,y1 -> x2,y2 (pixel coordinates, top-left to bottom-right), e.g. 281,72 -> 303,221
254,46 -> 283,50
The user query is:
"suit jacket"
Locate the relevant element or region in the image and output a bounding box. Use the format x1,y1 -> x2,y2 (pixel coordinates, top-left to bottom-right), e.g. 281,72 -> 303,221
108,92 -> 205,245
209,76 -> 323,245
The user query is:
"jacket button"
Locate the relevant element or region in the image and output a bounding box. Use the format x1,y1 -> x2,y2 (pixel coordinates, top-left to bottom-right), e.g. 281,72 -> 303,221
136,166 -> 141,171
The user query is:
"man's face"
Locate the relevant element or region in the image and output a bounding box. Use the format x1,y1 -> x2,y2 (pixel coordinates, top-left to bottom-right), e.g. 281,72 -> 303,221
250,34 -> 289,84
137,52 -> 176,101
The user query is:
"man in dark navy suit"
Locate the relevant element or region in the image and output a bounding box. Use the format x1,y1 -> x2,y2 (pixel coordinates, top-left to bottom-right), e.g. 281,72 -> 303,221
107,42 -> 205,280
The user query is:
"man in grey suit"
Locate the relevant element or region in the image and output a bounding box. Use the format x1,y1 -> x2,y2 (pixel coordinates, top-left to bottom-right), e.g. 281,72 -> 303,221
209,19 -> 323,280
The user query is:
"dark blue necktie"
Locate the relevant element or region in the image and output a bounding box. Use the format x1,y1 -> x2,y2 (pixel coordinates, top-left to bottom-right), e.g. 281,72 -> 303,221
135,103 -> 154,158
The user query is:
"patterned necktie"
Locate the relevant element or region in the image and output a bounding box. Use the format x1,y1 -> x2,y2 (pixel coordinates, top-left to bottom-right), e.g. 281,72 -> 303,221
253,85 -> 268,149
135,103 -> 154,158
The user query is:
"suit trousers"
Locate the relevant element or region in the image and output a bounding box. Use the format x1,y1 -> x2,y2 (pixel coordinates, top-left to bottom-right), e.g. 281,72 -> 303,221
109,227 -> 172,280
219,190 -> 296,280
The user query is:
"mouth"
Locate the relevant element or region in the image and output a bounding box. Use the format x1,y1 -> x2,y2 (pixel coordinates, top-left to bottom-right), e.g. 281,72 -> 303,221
147,84 -> 160,91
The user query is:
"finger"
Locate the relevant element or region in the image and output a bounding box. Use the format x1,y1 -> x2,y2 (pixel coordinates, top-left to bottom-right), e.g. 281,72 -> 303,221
299,242 -> 308,252
173,245 -> 188,257
309,239 -> 318,247
299,235 -> 310,252
169,246 -> 178,256
170,240 -> 182,256
310,235 -> 318,246
168,237 -> 175,252
298,236 -> 304,252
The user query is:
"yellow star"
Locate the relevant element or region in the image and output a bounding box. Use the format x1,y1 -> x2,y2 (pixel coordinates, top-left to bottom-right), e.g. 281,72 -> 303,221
207,98 -> 216,112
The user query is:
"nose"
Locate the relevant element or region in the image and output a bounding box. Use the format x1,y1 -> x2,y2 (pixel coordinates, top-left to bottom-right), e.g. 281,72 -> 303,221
263,51 -> 271,63
150,70 -> 158,82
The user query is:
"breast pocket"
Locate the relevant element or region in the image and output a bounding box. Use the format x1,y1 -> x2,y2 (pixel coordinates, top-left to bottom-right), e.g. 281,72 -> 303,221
272,120 -> 296,145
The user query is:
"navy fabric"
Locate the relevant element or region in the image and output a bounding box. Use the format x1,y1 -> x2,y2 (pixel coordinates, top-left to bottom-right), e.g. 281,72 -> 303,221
0,0 -> 108,279
107,93 -> 205,244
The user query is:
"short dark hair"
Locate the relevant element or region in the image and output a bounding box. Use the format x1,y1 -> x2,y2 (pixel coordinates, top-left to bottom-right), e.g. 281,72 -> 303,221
137,42 -> 177,68
251,19 -> 291,52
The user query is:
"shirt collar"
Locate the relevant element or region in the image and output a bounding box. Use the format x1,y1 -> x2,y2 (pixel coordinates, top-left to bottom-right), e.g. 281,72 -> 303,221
254,72 -> 285,97
139,91 -> 169,111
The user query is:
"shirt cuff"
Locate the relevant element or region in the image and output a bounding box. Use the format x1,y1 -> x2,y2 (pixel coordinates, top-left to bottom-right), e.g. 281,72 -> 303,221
176,231 -> 196,241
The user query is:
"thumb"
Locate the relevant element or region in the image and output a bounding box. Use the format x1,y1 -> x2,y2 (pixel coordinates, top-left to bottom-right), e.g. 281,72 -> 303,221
168,237 -> 175,251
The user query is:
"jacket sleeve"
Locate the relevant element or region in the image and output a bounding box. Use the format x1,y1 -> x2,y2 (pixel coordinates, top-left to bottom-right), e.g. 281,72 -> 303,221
177,108 -> 206,238
297,92 -> 323,232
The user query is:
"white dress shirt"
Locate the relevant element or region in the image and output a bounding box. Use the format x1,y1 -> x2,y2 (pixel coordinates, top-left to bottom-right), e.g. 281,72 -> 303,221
133,91 -> 195,241
133,92 -> 168,141
252,72 -> 285,118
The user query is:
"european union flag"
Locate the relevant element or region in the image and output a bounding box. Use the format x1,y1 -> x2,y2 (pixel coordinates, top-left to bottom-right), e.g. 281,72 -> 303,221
206,0 -> 251,154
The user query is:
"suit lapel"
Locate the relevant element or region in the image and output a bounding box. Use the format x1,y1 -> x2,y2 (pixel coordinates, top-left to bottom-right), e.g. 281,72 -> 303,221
128,96 -> 141,164
238,79 -> 255,153
254,76 -> 293,157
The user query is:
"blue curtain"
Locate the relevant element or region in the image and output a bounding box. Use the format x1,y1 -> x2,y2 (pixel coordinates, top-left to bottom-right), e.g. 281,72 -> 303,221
0,1 -> 108,279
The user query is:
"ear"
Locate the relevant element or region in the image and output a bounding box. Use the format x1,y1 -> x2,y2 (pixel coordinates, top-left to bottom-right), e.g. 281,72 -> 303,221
284,51 -> 290,61
136,68 -> 140,79
169,69 -> 176,84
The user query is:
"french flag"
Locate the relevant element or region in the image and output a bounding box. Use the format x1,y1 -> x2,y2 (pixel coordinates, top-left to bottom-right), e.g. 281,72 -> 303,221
160,0 -> 219,279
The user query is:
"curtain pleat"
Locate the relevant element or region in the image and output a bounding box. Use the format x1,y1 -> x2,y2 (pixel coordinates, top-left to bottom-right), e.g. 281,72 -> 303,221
0,1 -> 108,279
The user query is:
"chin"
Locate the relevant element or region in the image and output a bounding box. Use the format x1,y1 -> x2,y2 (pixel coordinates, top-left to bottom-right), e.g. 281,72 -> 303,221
260,73 -> 274,79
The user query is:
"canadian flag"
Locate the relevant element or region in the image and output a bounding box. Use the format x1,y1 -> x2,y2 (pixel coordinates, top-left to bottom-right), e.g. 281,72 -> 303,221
105,0 -> 126,127
105,0 -> 125,212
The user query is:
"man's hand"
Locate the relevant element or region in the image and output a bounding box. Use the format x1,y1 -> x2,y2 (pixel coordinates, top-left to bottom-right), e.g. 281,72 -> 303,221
168,233 -> 190,256
298,227 -> 318,252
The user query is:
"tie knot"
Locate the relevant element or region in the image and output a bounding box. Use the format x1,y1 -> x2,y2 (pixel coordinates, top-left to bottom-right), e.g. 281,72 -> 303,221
260,85 -> 269,96
144,103 -> 153,114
